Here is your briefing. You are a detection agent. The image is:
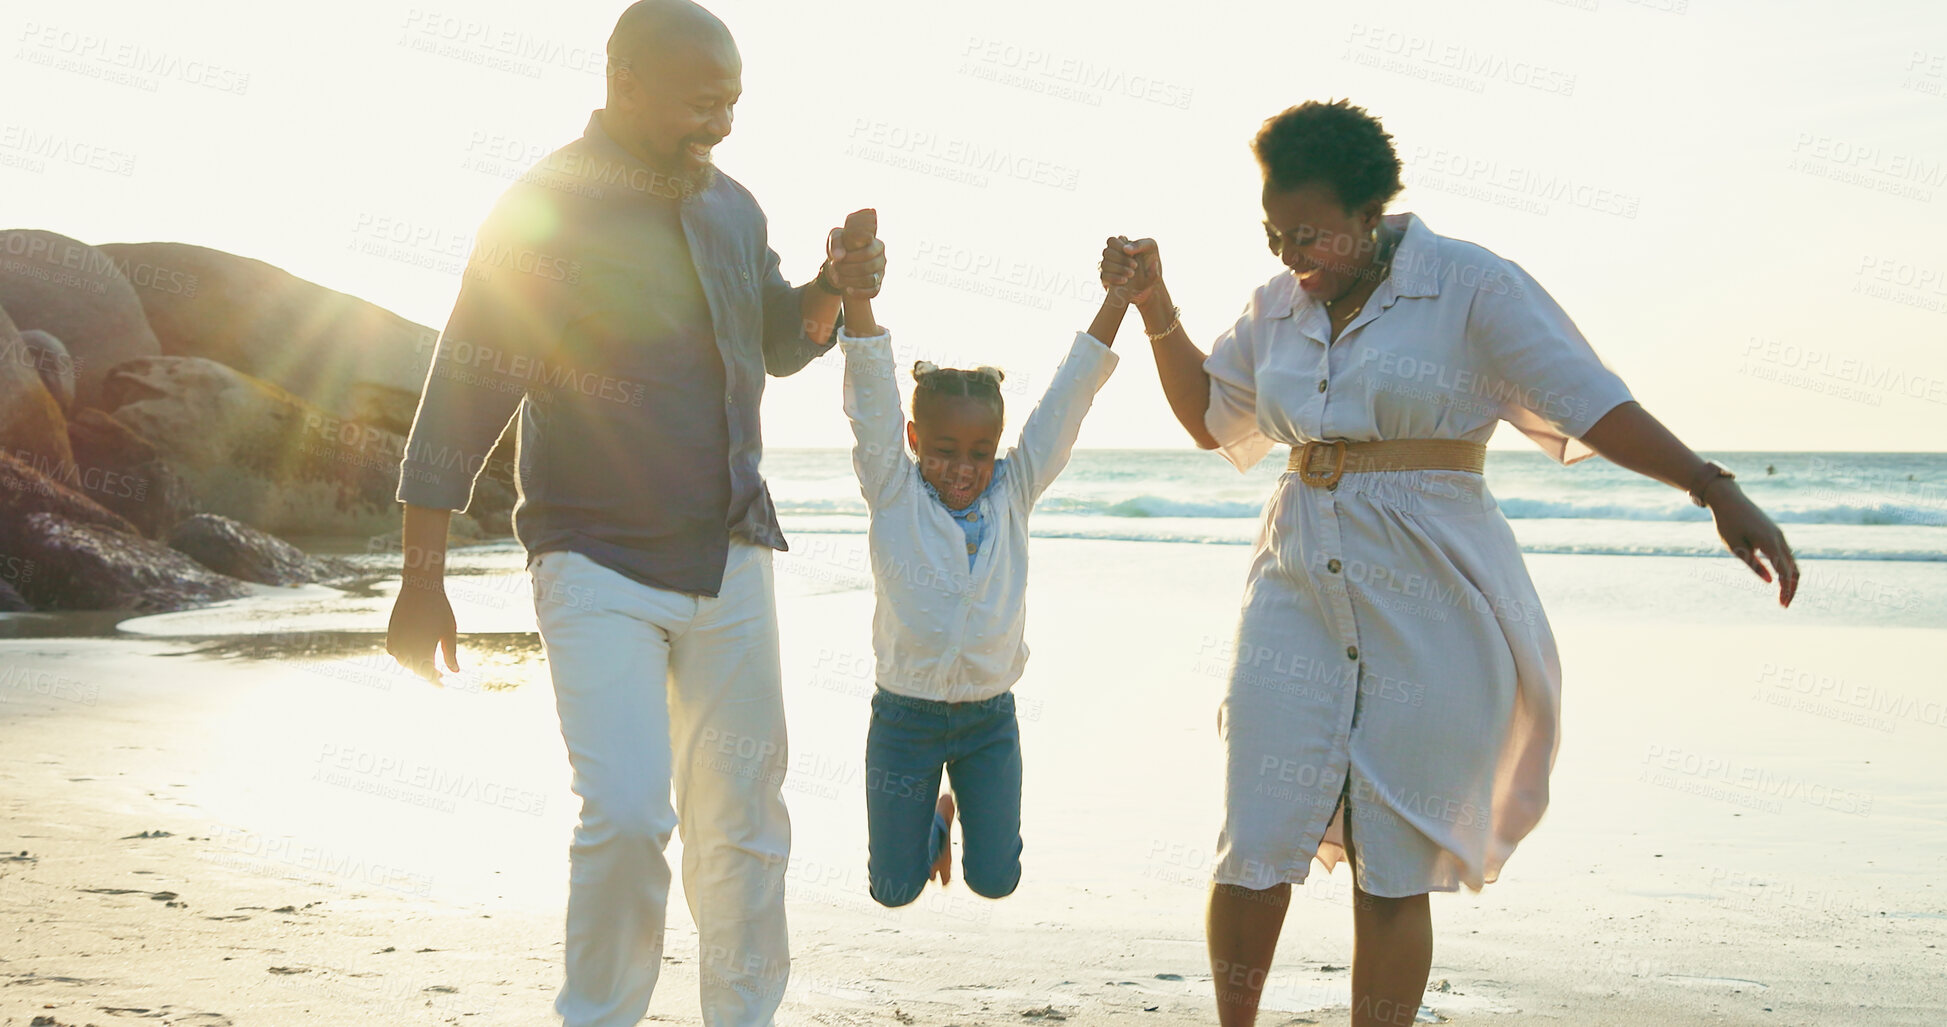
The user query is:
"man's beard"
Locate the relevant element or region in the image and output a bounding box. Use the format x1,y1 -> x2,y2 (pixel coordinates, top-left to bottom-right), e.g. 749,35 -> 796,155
670,147 -> 717,197
675,164 -> 715,196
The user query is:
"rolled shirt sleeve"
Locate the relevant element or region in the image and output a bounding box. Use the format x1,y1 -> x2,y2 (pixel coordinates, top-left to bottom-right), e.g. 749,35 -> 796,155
397,195 -> 568,509
1203,298 -> 1276,474
758,217 -> 841,377
1465,259 -> 1634,465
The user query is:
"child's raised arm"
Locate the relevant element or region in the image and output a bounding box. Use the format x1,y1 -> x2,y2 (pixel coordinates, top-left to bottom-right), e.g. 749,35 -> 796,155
839,208 -> 878,336
1085,290 -> 1128,349
999,264 -> 1126,506
836,209 -> 907,507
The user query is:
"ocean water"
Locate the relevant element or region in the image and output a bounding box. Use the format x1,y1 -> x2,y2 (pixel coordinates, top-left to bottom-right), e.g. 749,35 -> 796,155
763,449 -> 1947,564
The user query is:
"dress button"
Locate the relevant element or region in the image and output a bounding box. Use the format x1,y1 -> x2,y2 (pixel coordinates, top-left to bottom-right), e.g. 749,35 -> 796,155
1327,558 -> 1342,574
1317,379 -> 1328,393
1346,645 -> 1359,661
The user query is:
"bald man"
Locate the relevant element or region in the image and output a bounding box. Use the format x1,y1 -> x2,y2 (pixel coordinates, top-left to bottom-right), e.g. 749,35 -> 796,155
387,3 -> 885,1024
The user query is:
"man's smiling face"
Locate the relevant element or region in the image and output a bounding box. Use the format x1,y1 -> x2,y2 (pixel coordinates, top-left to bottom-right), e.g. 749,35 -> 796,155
605,22 -> 741,190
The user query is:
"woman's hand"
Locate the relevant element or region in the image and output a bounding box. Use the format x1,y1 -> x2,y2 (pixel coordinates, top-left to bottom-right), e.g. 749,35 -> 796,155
1101,236 -> 1163,310
1577,404 -> 1799,610
1706,482 -> 1799,607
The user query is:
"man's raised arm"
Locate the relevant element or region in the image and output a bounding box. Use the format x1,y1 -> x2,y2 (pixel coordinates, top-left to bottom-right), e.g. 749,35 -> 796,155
762,211 -> 886,376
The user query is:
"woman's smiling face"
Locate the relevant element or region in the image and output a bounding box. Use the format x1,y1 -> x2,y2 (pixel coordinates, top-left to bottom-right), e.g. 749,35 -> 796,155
1261,181 -> 1383,304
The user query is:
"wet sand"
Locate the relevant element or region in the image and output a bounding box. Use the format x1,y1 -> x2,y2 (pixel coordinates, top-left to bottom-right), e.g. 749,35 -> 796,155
3,539 -> 1944,1026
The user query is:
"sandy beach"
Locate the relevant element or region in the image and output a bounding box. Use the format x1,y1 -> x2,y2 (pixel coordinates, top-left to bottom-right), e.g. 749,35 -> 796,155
4,536 -> 1944,1027
6,0 -> 1943,1022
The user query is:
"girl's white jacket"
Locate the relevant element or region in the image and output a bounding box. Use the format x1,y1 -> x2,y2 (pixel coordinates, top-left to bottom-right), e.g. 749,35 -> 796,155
839,325 -> 1118,703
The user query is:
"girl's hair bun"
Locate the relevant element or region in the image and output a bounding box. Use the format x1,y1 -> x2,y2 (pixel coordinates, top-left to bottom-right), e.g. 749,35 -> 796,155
910,359 -> 1008,419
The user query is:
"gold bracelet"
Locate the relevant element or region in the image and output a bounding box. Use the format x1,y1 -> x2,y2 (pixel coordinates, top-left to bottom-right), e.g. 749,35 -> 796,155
1144,305 -> 1182,342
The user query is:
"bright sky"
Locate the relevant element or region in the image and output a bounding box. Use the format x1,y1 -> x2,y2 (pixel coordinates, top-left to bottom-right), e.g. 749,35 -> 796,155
6,0 -> 1945,451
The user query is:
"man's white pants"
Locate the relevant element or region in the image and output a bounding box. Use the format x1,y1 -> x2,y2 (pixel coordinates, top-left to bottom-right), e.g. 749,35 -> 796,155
530,542 -> 791,1027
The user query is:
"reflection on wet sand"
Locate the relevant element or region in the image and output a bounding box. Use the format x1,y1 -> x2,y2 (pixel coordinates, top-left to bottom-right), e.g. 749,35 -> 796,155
156,630 -> 545,693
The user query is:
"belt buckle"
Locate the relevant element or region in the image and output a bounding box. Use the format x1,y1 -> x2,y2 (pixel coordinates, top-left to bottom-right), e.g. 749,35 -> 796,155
1297,439 -> 1348,489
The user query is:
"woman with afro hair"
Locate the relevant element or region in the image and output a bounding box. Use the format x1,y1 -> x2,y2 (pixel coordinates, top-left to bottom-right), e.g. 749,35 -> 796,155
1102,99 -> 1797,1026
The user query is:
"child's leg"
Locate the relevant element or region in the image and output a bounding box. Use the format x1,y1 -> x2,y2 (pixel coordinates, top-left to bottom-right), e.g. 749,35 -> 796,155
864,690 -> 949,907
943,692 -> 1024,899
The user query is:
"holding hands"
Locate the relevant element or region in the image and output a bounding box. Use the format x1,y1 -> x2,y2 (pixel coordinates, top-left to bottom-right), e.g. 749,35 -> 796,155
824,208 -> 886,298
830,209 -> 882,335
1100,236 -> 1164,310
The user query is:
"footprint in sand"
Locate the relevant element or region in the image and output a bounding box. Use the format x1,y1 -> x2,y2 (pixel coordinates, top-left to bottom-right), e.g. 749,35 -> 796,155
95,1006 -> 233,1025
78,887 -> 180,902
1658,974 -> 1770,990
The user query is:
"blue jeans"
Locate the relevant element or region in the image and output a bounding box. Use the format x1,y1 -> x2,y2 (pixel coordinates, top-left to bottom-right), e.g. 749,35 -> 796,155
864,688 -> 1024,906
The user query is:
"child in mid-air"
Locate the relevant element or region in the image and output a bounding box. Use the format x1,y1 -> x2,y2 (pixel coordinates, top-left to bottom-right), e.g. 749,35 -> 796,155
834,212 -> 1128,906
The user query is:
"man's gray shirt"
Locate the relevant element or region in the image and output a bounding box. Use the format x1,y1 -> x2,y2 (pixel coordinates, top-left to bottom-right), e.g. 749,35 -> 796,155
396,110 -> 839,597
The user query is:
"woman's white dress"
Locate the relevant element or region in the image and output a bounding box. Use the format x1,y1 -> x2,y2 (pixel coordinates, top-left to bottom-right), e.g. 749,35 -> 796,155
1206,212 -> 1634,897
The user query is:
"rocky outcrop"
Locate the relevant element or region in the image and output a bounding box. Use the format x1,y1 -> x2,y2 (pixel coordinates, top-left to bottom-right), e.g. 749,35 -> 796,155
167,514 -> 356,586
100,356 -> 408,538
0,451 -> 211,614
96,242 -> 438,435
19,329 -> 75,413
0,230 -> 162,406
0,449 -> 138,537
64,407 -> 197,538
9,512 -> 251,612
0,232 -> 533,615
0,304 -> 74,472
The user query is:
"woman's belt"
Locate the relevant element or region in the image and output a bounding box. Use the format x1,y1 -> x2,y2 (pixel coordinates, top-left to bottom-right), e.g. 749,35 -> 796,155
1286,438 -> 1486,489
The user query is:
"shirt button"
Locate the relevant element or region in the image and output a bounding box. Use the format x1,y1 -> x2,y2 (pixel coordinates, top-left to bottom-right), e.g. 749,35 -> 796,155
1327,558 -> 1342,573
967,512 -> 979,522
741,269 -> 750,281
1317,379 -> 1327,393
725,392 -> 734,403
1346,645 -> 1359,661
966,542 -> 977,555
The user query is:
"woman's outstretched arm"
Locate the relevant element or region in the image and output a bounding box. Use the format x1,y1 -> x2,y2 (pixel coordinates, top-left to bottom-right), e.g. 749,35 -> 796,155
1101,236 -> 1219,449
1579,401 -> 1799,607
